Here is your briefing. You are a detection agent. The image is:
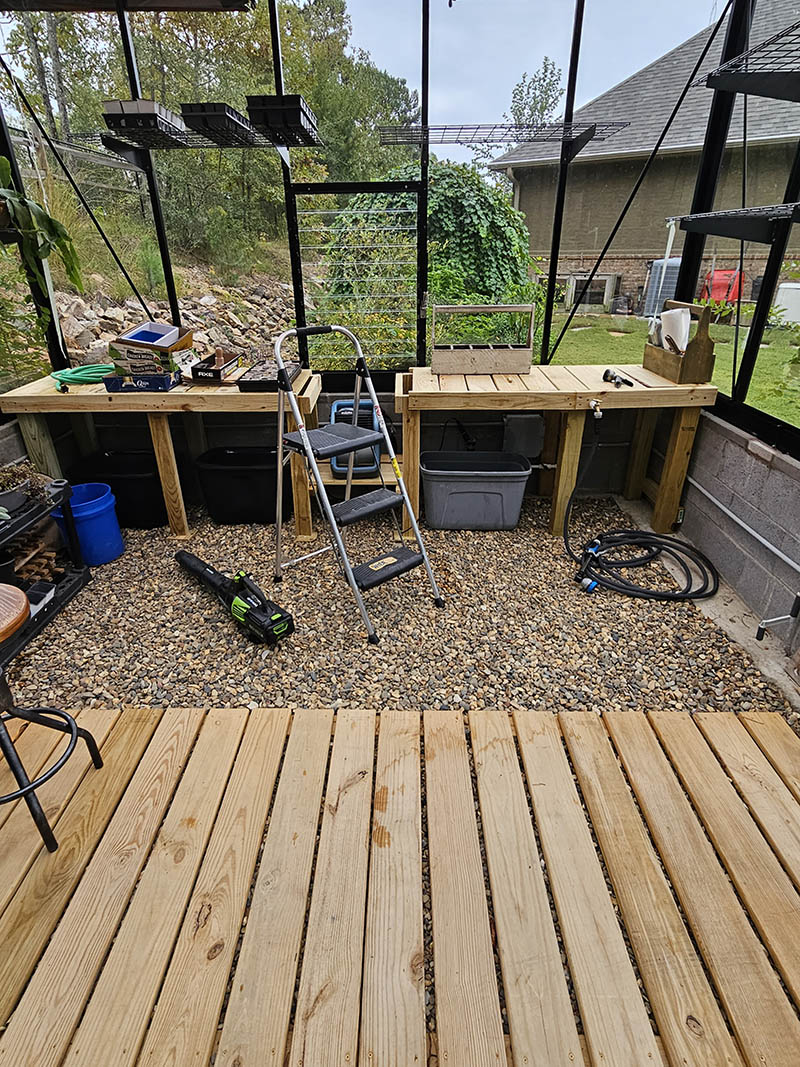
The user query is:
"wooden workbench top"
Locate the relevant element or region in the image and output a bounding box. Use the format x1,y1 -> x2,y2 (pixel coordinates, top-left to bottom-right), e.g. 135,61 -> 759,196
405,364 -> 717,411
0,368 -> 321,414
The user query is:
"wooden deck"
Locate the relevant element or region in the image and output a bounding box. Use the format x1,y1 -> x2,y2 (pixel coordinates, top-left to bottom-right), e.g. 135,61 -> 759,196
1,707 -> 799,1066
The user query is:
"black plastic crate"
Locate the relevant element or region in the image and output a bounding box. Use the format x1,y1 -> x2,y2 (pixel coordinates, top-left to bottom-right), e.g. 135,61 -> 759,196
69,451 -> 168,529
196,447 -> 292,525
180,102 -> 256,146
246,94 -> 319,146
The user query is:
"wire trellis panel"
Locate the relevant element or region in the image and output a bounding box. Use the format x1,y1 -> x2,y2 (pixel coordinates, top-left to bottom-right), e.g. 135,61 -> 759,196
696,18 -> 800,102
378,120 -> 629,146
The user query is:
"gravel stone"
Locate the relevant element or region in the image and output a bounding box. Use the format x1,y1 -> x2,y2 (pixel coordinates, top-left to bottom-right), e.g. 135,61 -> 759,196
8,497 -> 793,719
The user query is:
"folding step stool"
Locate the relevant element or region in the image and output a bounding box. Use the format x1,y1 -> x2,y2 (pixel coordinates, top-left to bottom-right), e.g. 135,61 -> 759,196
273,324 -> 443,644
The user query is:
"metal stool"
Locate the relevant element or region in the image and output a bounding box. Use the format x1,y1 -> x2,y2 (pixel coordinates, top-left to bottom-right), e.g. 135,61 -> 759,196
0,585 -> 102,852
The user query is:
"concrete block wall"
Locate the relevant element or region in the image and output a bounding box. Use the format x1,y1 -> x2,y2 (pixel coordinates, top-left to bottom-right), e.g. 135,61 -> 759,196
681,412 -> 800,653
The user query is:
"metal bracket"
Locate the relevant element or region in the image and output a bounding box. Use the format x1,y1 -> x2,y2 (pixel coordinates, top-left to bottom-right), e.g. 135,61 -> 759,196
564,123 -> 596,163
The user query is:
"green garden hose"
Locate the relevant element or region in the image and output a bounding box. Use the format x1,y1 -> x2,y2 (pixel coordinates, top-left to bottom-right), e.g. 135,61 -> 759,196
50,364 -> 114,388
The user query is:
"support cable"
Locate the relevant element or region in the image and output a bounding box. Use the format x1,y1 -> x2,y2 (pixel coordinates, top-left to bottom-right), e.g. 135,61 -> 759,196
547,0 -> 735,363
0,52 -> 152,320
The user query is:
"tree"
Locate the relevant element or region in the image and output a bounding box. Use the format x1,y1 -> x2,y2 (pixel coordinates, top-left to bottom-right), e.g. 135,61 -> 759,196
472,57 -> 563,185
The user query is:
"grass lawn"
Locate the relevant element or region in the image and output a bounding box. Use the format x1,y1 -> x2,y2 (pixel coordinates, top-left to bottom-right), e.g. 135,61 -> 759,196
552,313 -> 800,428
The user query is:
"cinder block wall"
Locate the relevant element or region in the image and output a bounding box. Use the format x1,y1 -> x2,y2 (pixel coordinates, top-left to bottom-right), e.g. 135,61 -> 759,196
681,412 -> 800,653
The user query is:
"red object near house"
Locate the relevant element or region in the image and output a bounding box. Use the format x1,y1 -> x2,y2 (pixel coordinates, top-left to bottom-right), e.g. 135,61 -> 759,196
700,268 -> 745,302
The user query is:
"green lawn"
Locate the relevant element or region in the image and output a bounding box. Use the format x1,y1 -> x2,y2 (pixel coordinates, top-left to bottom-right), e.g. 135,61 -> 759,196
552,313 -> 800,428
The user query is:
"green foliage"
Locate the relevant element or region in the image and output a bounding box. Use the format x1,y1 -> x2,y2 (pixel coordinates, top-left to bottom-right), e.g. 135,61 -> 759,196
0,251 -> 50,387
473,58 -> 564,181
0,156 -> 83,291
136,235 -> 165,294
310,160 -> 542,366
2,1 -> 418,278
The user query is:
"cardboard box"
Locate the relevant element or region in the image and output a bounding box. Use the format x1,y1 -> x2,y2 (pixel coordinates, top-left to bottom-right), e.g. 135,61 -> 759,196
109,324 -> 194,376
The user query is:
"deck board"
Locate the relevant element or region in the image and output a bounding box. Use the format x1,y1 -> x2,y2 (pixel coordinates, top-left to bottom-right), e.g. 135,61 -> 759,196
1,707 -> 799,1066
607,712 -> 800,1067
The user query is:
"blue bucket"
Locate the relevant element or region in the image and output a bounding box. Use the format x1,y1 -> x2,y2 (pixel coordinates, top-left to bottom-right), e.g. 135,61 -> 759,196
53,483 -> 124,566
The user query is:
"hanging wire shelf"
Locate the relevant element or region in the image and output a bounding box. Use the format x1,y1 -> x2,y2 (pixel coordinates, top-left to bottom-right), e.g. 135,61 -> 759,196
670,202 -> 800,243
695,18 -> 800,102
378,120 -> 629,146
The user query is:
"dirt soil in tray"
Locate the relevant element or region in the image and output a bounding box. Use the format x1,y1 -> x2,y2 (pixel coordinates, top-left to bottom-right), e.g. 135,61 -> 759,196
8,497 -> 793,718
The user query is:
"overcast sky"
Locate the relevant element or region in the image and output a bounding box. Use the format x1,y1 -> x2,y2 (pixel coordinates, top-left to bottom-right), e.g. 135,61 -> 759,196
345,0 -> 720,161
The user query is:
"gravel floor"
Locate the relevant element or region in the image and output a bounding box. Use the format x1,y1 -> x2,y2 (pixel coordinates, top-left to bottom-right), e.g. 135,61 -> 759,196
8,497 -> 793,718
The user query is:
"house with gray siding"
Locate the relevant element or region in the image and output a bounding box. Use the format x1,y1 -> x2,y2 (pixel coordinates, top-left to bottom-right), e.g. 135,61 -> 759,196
490,0 -> 800,305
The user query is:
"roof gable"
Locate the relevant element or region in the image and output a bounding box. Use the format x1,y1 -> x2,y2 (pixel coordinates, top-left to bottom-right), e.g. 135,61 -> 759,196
490,0 -> 800,169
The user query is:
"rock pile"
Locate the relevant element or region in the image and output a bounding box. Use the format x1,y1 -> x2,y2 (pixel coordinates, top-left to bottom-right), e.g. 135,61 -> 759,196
55,269 -> 297,365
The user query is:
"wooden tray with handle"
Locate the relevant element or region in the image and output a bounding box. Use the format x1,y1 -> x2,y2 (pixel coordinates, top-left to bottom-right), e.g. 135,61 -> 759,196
643,300 -> 715,384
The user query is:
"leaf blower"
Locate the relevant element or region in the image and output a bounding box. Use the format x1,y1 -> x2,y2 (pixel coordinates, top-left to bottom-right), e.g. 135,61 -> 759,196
175,551 -> 294,645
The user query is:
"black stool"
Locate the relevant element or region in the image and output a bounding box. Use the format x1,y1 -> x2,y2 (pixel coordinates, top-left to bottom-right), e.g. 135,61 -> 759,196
0,585 -> 102,852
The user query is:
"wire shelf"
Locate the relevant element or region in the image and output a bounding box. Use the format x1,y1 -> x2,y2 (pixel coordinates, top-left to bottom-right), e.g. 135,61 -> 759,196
671,202 -> 800,243
378,120 -> 629,146
76,126 -> 322,153
696,18 -> 800,102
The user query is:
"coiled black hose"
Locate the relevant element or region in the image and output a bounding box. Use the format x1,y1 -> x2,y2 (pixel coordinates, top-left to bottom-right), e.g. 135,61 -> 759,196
562,435 -> 719,602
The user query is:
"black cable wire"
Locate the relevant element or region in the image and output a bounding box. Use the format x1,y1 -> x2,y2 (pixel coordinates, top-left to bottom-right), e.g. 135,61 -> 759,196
562,428 -> 719,601
0,53 -> 152,320
546,0 -> 735,363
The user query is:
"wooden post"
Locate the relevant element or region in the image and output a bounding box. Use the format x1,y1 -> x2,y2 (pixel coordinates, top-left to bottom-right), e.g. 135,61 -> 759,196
181,413 -> 207,460
16,413 -> 63,478
549,411 -> 585,535
623,409 -> 659,500
288,403 -> 314,543
651,406 -> 701,533
401,397 -> 420,539
147,413 -> 189,538
539,411 -> 560,497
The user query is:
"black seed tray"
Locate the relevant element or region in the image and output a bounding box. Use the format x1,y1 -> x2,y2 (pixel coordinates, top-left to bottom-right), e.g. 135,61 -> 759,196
238,360 -> 301,392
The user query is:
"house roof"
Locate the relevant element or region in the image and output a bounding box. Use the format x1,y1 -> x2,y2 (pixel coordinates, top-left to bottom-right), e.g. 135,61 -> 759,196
490,0 -> 800,170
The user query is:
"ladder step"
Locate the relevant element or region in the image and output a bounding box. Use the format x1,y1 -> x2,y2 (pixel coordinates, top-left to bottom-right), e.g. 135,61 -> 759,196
284,424 -> 384,459
332,488 -> 402,527
353,546 -> 424,591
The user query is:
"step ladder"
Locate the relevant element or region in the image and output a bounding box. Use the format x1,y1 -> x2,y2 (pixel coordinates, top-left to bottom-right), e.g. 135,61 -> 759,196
273,324 -> 444,644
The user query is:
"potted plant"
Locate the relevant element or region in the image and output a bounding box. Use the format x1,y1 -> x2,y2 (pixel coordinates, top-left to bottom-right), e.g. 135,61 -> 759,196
0,156 -> 83,292
0,459 -> 51,522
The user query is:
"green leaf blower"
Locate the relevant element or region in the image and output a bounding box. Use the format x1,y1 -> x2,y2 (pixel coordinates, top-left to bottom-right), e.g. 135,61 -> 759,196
175,551 -> 294,645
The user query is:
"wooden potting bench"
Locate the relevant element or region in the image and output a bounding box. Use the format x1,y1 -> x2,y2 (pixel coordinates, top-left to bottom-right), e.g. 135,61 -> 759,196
0,370 -> 323,539
396,363 -> 717,534
0,706 -> 799,1065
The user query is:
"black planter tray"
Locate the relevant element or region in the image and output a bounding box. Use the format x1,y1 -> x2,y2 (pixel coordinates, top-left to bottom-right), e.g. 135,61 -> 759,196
180,102 -> 257,147
0,480 -> 72,552
238,360 -> 301,392
0,565 -> 90,670
103,112 -> 188,148
246,94 -> 320,147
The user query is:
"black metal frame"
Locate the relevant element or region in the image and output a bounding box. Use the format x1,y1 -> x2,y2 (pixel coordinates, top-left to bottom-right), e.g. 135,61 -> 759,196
674,0 -> 758,302
539,0 -> 585,363
0,672 -> 102,851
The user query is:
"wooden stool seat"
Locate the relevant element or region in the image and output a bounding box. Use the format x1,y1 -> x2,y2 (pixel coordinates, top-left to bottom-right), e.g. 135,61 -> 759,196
0,585 -> 29,643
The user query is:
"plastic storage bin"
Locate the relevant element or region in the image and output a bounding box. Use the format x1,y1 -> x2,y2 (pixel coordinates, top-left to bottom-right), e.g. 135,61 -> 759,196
70,452 -> 168,529
53,483 -> 124,566
420,451 -> 531,530
196,447 -> 291,525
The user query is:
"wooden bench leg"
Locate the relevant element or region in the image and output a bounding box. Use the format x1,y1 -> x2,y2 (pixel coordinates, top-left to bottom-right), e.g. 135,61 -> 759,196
147,413 -> 189,538
288,406 -> 315,543
549,411 -> 585,535
623,409 -> 659,500
401,406 -> 421,538
16,413 -> 63,479
651,406 -> 701,533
